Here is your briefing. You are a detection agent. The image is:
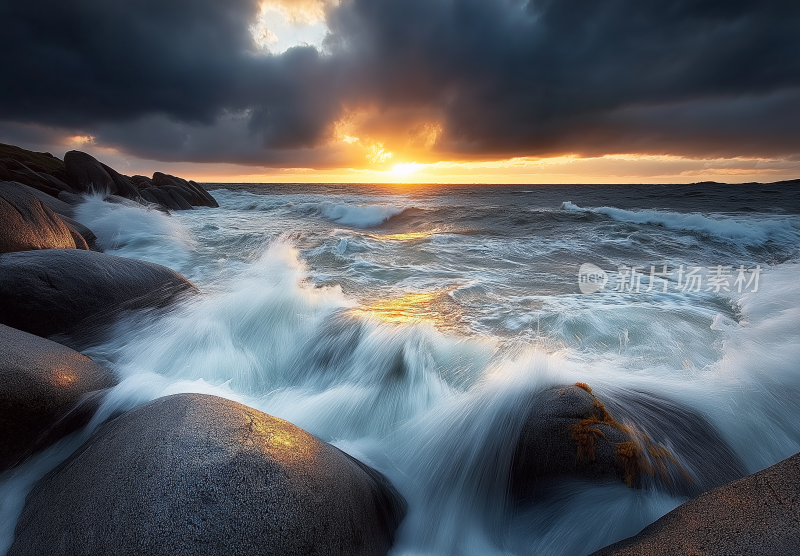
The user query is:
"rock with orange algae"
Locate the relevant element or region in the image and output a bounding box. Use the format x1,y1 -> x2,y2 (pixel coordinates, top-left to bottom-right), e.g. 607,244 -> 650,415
0,324 -> 116,472
590,451 -> 800,556
9,393 -> 407,556
510,384 -> 632,502
510,384 -> 744,502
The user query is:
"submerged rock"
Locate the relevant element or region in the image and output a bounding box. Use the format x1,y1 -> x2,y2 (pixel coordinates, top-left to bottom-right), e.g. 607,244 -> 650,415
511,384 -> 630,500
590,451 -> 800,555
511,384 -> 744,501
0,324 -> 116,472
0,181 -> 82,253
9,393 -> 407,556
0,249 -> 197,339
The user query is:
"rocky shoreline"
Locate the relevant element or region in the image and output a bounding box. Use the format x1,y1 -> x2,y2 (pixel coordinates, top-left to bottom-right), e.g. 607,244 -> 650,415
0,142 -> 798,555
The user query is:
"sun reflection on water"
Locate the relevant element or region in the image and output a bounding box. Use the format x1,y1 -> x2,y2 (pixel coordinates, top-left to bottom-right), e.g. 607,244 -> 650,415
349,289 -> 462,330
367,230 -> 436,241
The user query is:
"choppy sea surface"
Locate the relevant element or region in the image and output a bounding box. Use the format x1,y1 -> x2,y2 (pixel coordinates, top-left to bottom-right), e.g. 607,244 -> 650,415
2,182 -> 800,555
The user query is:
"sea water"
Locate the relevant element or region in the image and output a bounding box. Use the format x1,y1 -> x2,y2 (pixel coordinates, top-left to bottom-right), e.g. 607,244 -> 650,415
2,183 -> 800,555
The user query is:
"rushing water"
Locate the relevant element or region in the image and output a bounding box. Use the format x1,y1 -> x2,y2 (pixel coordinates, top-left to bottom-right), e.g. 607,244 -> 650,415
2,183 -> 800,555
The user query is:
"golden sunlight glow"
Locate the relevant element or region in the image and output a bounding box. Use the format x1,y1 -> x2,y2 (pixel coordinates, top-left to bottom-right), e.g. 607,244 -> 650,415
250,0 -> 337,51
118,147 -> 800,185
66,135 -> 95,146
368,231 -> 436,241
392,162 -> 425,176
51,369 -> 78,387
367,143 -> 393,164
256,0 -> 338,25
349,289 -> 461,329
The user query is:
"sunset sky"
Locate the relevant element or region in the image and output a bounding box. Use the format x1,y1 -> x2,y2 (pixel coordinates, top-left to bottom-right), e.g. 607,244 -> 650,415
1,0 -> 799,184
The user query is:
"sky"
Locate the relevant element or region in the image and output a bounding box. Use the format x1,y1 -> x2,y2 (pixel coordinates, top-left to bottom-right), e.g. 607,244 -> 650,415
1,0 -> 799,184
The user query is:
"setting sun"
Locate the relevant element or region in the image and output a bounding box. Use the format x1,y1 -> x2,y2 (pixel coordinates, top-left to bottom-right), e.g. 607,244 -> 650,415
391,162 -> 424,177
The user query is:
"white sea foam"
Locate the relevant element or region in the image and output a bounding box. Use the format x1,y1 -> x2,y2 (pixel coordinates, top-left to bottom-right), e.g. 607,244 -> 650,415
562,200 -> 800,244
3,189 -> 800,556
73,193 -> 195,272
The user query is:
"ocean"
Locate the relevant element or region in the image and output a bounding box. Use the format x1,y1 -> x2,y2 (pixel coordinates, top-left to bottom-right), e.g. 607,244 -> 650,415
2,182 -> 800,555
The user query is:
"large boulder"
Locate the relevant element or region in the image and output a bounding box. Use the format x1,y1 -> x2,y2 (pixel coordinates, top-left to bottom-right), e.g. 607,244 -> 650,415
64,150 -> 117,194
10,183 -> 98,248
0,144 -> 71,196
0,142 -> 66,175
58,214 -> 100,251
511,384 -> 631,500
10,181 -> 74,218
143,186 -> 181,210
100,161 -> 143,201
9,394 -> 407,556
510,384 -> 744,501
590,451 -> 800,555
0,181 -> 81,253
153,171 -> 219,208
0,324 -> 116,472
0,249 -> 197,339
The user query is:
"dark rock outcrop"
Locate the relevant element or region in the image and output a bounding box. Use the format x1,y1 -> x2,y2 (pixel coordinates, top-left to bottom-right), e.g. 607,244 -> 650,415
165,186 -> 194,210
57,191 -> 85,205
0,181 -> 82,253
153,171 -> 219,208
0,143 -> 217,212
0,249 -> 197,339
58,214 -> 100,251
0,324 -> 116,472
100,161 -> 143,201
9,393 -> 407,556
511,384 -> 744,501
64,150 -> 117,194
130,175 -> 154,187
143,186 -> 181,210
11,181 -> 74,217
0,144 -> 71,198
590,452 -> 800,556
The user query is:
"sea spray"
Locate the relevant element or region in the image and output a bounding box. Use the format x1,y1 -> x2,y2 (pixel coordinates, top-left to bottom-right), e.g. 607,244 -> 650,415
3,184 -> 800,556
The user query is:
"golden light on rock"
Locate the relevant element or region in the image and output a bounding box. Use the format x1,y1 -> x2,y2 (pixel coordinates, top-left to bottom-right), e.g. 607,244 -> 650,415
51,369 -> 78,387
239,410 -> 321,464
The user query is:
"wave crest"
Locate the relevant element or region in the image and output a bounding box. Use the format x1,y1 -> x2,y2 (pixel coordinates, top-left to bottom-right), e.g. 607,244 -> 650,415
561,201 -> 800,244
298,201 -> 408,227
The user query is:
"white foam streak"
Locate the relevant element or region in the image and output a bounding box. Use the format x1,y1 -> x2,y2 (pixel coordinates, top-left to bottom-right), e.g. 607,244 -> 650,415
3,190 -> 800,556
298,201 -> 407,227
562,200 -> 800,244
73,194 -> 195,271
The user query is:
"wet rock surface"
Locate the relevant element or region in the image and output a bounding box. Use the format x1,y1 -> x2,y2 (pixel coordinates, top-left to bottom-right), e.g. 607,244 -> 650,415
9,393 -> 407,556
590,451 -> 800,556
511,384 -> 744,501
0,181 -> 81,254
0,249 -> 197,339
0,324 -> 116,472
0,142 -> 217,212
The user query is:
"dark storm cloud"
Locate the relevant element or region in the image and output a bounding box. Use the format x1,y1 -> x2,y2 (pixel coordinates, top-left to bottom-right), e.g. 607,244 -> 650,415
1,0 -> 799,164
